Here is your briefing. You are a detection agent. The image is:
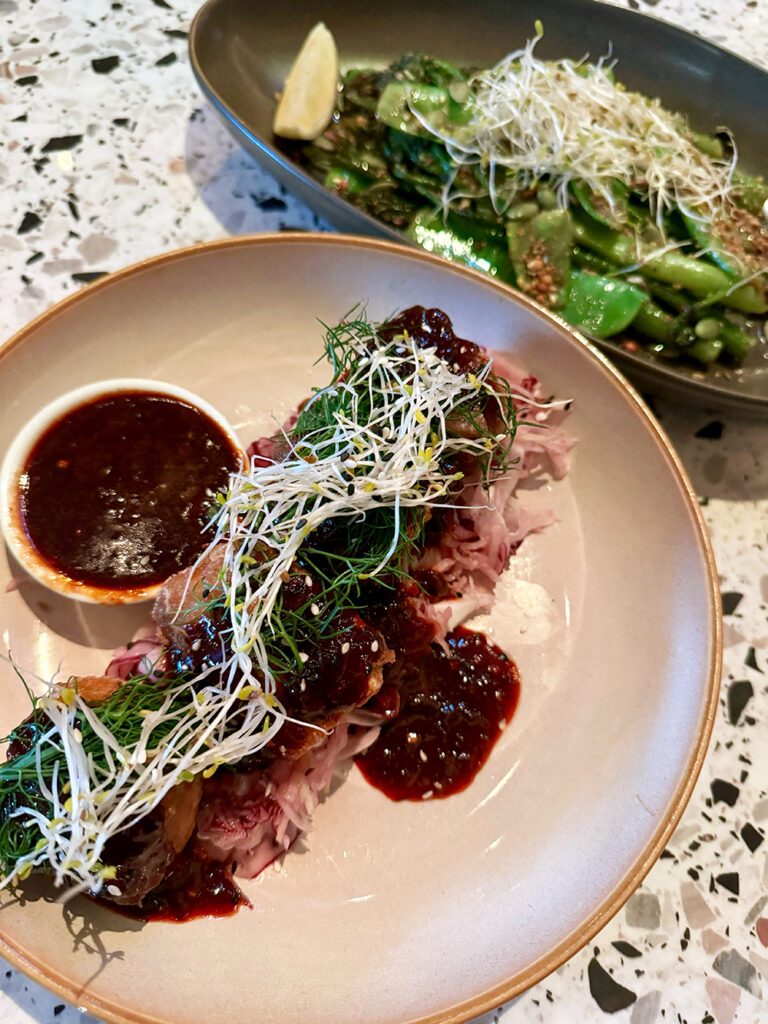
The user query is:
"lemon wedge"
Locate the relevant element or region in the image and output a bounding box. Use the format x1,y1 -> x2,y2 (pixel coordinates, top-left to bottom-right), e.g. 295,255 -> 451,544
273,22 -> 339,140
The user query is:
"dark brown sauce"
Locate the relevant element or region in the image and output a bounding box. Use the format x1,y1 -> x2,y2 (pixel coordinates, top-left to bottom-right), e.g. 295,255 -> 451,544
100,844 -> 246,923
356,627 -> 520,800
377,305 -> 488,376
19,391 -> 241,590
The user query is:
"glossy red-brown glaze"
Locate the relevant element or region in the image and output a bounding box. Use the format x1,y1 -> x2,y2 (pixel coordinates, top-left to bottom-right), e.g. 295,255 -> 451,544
356,627 -> 520,801
377,306 -> 488,376
103,844 -> 246,923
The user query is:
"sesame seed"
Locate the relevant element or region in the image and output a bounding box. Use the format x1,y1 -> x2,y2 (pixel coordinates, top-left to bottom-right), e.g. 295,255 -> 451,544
310,603 -> 320,616
422,790 -> 433,800
72,728 -> 83,744
341,641 -> 350,655
299,679 -> 306,692
191,639 -> 202,652
304,575 -> 312,587
406,731 -> 419,744
106,884 -> 122,896
298,651 -> 309,663
419,749 -> 428,763
370,640 -> 379,652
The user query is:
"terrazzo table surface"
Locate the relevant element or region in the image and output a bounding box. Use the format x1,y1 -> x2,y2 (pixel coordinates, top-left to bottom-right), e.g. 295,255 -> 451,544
1,0 -> 766,1022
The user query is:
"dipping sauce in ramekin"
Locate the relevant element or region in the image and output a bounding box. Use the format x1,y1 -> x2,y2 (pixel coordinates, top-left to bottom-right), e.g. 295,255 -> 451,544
1,379 -> 244,604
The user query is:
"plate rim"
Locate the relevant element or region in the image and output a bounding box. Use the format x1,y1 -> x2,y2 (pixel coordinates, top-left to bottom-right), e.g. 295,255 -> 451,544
0,232 -> 723,1024
187,0 -> 768,414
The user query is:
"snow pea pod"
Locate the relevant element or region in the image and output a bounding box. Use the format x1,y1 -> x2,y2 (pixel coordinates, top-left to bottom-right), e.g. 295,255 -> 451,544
377,82 -> 473,136
681,214 -> 745,279
407,208 -> 515,283
731,171 -> 768,216
570,180 -> 628,229
506,209 -> 573,307
561,270 -> 646,338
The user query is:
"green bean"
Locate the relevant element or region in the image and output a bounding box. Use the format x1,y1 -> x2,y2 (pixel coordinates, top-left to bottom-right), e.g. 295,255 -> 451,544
718,319 -> 756,360
571,246 -> 615,274
571,210 -> 638,265
631,301 -> 677,346
324,167 -> 372,195
573,210 -> 768,313
687,337 -> 725,364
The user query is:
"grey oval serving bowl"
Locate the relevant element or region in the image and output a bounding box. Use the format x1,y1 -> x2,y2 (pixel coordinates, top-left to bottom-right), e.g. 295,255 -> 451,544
189,0 -> 768,416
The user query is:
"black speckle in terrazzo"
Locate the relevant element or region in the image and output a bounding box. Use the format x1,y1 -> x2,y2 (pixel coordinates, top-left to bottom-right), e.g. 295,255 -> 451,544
740,822 -> 764,852
612,940 -> 642,958
721,591 -> 743,615
26,251 -> 44,265
12,112 -> 28,122
112,116 -> 131,127
715,872 -> 740,895
54,1005 -> 65,1016
155,51 -> 177,66
67,194 -> 80,220
14,74 -> 38,86
710,779 -> 739,806
727,679 -> 753,724
18,211 -> 42,234
587,957 -> 637,1012
744,646 -> 762,672
163,27 -> 188,38
92,55 -> 120,73
695,420 -> 723,439
627,0 -> 639,8
72,271 -> 108,283
41,133 -> 83,153
253,195 -> 287,212
151,0 -> 172,7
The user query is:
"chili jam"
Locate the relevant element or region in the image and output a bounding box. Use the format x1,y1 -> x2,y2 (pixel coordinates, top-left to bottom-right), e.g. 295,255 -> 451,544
18,390 -> 241,591
105,846 -> 246,924
356,627 -> 520,800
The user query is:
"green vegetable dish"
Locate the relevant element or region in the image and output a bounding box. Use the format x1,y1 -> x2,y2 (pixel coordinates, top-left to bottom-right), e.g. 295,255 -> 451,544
288,33 -> 768,370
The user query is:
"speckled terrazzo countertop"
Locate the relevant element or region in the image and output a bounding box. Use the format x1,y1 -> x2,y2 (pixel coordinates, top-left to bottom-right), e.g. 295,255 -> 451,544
0,1 -> 766,1022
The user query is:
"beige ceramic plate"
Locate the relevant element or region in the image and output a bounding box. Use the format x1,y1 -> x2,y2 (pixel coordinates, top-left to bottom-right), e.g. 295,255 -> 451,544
0,235 -> 720,1024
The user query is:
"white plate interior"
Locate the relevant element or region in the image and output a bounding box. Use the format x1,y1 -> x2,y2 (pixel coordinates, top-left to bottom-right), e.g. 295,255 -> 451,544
0,236 -> 717,1024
